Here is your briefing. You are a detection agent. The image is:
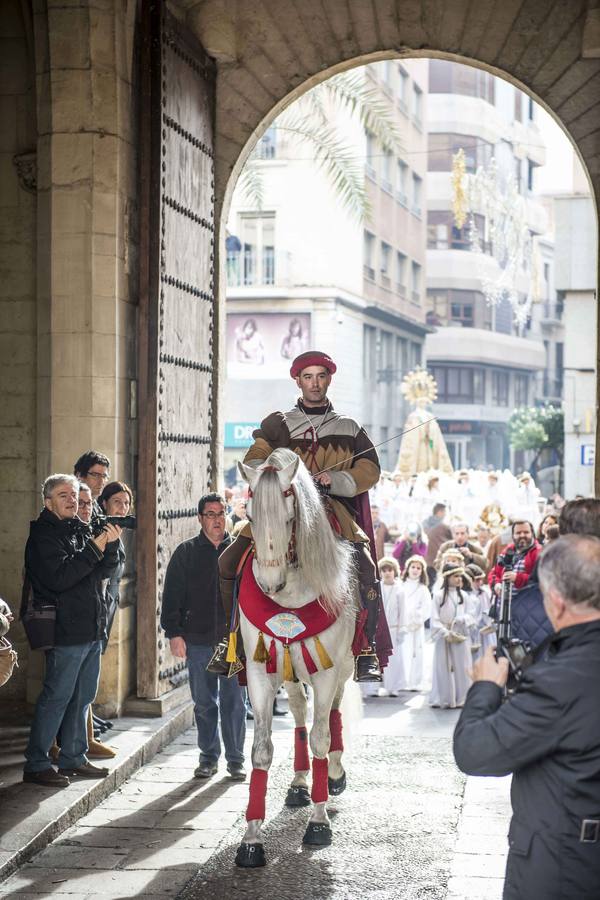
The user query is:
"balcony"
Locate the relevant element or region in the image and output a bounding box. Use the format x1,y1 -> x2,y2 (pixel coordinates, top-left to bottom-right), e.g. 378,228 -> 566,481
226,249 -> 291,288
540,303 -> 563,327
534,370 -> 563,402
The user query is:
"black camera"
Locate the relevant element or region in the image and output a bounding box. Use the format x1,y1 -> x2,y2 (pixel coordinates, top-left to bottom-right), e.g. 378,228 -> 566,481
91,514 -> 137,536
495,545 -> 534,689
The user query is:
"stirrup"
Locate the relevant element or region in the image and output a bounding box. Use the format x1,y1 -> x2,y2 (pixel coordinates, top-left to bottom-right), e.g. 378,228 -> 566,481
206,640 -> 230,674
354,649 -> 383,683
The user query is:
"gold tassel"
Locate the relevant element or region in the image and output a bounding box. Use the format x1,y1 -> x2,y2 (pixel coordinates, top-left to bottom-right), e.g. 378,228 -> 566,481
253,631 -> 269,663
283,644 -> 294,682
313,635 -> 333,670
226,631 -> 237,664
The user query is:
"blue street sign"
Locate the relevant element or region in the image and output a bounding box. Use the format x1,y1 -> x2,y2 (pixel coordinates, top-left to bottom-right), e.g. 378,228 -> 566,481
581,444 -> 595,466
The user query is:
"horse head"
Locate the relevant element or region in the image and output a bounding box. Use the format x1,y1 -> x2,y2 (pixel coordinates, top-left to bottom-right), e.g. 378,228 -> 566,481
238,450 -> 299,596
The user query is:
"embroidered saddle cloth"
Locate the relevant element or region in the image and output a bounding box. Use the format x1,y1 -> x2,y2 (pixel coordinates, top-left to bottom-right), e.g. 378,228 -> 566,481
238,556 -> 337,642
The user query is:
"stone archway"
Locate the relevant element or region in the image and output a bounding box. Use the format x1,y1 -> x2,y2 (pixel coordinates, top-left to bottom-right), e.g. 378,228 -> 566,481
172,0 -> 599,488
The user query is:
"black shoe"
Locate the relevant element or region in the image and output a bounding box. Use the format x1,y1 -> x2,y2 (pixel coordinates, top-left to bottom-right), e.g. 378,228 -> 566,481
354,652 -> 383,683
194,761 -> 218,779
58,762 -> 109,778
246,707 -> 254,721
227,763 -> 246,781
272,702 -> 288,717
23,768 -> 70,788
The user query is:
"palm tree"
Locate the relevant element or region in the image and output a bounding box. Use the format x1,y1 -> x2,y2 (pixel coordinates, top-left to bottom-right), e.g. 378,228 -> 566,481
237,68 -> 404,223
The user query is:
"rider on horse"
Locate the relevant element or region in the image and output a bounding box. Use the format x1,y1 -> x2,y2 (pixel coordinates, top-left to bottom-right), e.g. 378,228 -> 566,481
218,350 -> 385,682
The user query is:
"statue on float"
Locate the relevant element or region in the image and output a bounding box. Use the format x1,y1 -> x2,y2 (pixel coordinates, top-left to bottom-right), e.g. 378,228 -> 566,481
395,367 -> 453,478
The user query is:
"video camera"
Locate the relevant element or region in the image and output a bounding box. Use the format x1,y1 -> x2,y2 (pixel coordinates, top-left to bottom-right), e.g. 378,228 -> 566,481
495,546 -> 535,690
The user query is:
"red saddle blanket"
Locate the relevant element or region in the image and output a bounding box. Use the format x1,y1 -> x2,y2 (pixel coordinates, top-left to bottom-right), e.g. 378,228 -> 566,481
238,557 -> 337,642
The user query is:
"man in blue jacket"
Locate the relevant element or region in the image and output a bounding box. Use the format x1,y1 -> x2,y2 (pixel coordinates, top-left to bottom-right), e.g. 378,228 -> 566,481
23,474 -> 121,787
161,493 -> 246,780
454,534 -> 600,899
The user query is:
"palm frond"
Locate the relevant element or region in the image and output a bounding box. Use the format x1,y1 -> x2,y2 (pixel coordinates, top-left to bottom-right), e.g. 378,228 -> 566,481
322,71 -> 404,153
237,160 -> 265,210
275,112 -> 371,222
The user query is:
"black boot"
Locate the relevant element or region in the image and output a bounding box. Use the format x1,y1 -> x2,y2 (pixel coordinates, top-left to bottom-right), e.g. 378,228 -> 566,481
354,649 -> 383,683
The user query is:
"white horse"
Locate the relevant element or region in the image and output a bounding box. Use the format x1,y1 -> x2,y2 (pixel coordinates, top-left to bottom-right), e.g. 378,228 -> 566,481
234,448 -> 357,867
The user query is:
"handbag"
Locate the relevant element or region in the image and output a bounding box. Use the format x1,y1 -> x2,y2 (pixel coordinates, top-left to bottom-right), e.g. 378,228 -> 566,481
0,636 -> 18,687
20,574 -> 56,651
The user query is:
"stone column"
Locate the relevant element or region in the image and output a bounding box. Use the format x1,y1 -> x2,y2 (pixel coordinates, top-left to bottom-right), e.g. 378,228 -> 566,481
30,0 -> 139,713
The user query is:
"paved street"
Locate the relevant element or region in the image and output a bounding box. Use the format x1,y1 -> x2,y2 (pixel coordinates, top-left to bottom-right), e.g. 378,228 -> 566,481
0,680 -> 511,900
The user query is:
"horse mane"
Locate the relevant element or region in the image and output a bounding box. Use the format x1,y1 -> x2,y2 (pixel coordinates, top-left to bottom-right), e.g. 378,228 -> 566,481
251,448 -> 354,617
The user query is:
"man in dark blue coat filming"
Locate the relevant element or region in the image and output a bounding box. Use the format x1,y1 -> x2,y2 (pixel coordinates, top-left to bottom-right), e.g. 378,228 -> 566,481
453,533 -> 600,900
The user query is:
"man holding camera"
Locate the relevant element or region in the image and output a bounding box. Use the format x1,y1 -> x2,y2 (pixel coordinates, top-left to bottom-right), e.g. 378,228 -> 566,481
454,533 -> 600,899
489,521 -> 540,598
23,474 -> 121,787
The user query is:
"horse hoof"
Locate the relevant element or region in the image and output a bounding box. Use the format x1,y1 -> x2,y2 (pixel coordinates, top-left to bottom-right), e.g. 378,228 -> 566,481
328,771 -> 346,796
285,785 -> 311,807
235,842 -> 266,868
302,822 -> 332,846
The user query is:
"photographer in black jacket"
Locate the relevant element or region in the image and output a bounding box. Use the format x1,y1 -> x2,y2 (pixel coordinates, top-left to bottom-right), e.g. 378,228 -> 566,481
23,474 -> 121,787
454,533 -> 600,899
161,492 -> 246,781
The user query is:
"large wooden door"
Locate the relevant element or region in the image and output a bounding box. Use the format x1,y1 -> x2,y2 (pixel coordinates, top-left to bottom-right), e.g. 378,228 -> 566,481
137,2 -> 216,698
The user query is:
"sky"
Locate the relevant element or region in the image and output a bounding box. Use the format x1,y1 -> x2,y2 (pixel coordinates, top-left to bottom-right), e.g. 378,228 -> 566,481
534,106 -> 577,195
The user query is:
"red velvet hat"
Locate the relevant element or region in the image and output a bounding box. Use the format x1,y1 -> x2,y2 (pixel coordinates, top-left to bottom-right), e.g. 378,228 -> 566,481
290,351 -> 337,378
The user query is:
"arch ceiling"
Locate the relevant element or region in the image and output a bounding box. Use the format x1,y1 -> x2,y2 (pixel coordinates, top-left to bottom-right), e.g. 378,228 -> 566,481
171,0 -> 600,210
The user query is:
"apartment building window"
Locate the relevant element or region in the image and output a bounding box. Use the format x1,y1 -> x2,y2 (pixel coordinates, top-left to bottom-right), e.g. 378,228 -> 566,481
396,251 -> 407,297
382,149 -> 393,192
382,60 -> 393,94
527,159 -> 535,192
515,373 -> 529,406
396,336 -> 408,376
363,325 -> 377,383
412,84 -> 423,129
238,213 -> 275,285
430,366 -> 485,404
411,342 -> 422,367
380,331 -> 393,377
364,231 -> 375,281
450,300 -> 474,327
514,90 -> 523,122
380,242 -> 391,287
427,211 -> 490,253
412,174 -> 422,217
528,96 -> 535,121
255,127 -> 277,160
429,59 -> 495,102
492,371 -> 509,406
398,65 -> 409,114
428,133 -> 494,173
365,130 -> 376,179
411,261 -> 422,303
396,160 -> 409,205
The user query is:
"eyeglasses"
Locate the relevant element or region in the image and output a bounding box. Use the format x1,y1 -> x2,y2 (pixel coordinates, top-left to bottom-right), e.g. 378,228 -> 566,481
201,511 -> 226,519
87,470 -> 109,481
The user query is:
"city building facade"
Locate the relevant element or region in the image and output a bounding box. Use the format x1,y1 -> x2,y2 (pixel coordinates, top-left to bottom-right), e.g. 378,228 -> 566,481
224,60 -> 430,479
420,59 -> 551,470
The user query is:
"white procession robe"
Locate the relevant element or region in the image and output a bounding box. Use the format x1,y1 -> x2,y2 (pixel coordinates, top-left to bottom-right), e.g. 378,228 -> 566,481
428,588 -> 474,708
381,581 -> 406,694
398,580 -> 431,690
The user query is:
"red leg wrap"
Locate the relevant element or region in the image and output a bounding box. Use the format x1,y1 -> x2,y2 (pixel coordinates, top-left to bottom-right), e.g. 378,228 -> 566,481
329,708 -> 343,753
294,726 -> 310,772
246,768 -> 268,821
311,757 -> 329,803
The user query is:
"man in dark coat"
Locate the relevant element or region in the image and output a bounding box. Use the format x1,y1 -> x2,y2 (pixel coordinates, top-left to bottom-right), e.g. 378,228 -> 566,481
454,534 -> 600,900
23,474 -> 121,787
161,492 -> 246,780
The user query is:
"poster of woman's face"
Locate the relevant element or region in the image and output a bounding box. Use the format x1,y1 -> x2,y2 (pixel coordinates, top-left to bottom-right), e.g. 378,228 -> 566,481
227,313 -> 311,379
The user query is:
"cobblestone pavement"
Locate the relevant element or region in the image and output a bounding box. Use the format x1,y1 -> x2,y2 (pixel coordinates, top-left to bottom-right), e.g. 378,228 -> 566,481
0,688 -> 511,899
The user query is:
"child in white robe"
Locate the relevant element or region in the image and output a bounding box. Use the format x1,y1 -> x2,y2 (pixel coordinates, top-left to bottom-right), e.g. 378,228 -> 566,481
466,563 -> 496,658
398,554 -> 431,690
378,557 -> 406,697
429,563 -> 475,709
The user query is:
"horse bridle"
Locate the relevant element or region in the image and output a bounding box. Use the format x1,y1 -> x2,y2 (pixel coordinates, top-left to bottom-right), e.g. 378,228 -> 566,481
248,475 -> 298,569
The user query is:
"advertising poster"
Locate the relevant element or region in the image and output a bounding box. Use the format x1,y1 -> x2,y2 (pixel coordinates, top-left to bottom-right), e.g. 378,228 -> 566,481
226,313 -> 311,380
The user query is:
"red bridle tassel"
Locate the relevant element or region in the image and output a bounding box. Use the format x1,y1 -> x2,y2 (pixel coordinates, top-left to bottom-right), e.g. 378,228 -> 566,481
266,638 -> 277,674
301,640 -> 318,675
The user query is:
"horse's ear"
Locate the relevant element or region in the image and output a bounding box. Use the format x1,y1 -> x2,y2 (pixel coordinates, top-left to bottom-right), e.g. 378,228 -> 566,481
238,461 -> 261,492
277,455 -> 300,491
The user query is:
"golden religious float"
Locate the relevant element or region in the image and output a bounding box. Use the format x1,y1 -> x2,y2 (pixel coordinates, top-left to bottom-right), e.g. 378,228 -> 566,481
395,368 -> 454,478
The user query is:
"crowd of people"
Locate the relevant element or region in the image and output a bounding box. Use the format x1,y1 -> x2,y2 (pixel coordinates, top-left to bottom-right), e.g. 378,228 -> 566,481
360,467 -> 567,709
